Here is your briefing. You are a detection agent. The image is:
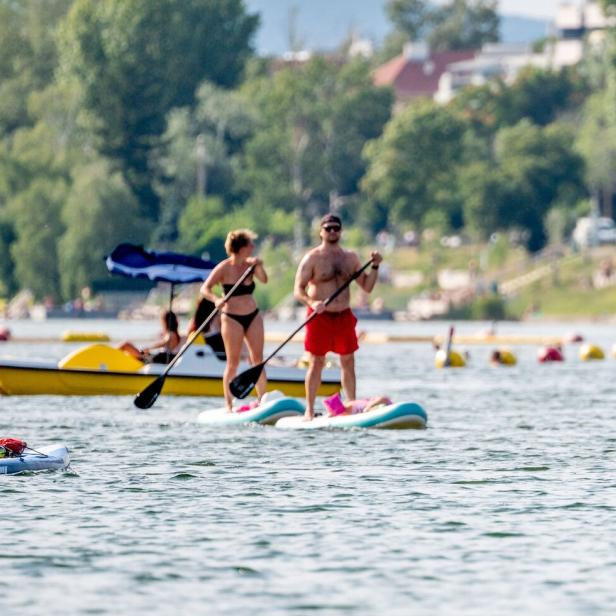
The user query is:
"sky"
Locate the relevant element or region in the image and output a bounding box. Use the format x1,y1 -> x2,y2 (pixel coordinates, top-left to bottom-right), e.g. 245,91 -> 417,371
245,0 -> 577,55
497,0 -> 579,19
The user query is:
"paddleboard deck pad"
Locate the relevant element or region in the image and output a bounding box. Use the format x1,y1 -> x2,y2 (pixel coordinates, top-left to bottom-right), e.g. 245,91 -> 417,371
0,444 -> 70,475
276,402 -> 427,430
198,396 -> 305,426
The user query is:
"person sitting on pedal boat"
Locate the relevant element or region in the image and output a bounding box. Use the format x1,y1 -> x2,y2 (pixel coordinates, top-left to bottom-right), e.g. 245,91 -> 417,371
120,309 -> 181,364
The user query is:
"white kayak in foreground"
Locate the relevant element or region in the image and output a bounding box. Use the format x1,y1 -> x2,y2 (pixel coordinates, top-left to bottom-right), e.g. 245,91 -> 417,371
0,444 -> 70,475
276,402 -> 428,430
198,394 -> 305,426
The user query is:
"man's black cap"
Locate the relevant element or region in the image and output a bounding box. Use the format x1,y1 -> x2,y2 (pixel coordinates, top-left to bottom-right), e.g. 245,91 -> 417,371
320,213 -> 342,227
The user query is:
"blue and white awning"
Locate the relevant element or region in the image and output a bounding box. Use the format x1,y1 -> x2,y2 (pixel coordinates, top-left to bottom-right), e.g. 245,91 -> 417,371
105,243 -> 216,284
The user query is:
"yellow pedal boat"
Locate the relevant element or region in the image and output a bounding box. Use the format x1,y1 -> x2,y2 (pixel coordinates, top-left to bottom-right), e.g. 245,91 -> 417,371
0,342 -> 340,397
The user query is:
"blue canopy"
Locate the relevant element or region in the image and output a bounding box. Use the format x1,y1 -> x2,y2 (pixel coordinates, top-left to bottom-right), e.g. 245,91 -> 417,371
105,243 -> 216,284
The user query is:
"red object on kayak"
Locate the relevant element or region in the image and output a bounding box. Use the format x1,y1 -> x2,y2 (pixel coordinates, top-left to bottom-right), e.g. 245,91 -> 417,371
537,346 -> 564,363
0,326 -> 10,341
0,438 -> 27,456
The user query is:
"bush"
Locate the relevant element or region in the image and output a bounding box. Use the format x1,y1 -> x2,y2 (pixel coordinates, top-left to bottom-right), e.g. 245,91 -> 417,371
447,294 -> 509,320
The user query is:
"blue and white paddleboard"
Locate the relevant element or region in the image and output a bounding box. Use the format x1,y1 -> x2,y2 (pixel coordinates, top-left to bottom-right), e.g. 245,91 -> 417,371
0,444 -> 70,475
276,402 -> 428,430
197,393 -> 305,426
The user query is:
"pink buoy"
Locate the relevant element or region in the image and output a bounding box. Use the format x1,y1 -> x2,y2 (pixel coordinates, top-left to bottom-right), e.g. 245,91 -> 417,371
537,346 -> 564,363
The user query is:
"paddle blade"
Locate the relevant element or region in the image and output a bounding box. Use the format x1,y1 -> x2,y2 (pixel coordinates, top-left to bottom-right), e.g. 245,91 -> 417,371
230,364 -> 264,399
134,375 -> 165,409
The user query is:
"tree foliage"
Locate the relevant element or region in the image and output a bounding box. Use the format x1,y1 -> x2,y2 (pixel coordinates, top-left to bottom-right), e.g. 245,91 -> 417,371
60,0 -> 259,220
59,162 -> 148,299
8,179 -> 67,300
238,58 -> 393,227
362,101 -> 470,228
0,0 -> 73,135
463,121 -> 586,251
385,0 -> 499,51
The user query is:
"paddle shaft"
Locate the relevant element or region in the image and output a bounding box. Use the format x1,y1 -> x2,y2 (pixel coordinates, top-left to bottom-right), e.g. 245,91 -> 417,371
134,264 -> 257,408
157,264 -> 256,379
262,259 -> 374,365
444,325 -> 454,367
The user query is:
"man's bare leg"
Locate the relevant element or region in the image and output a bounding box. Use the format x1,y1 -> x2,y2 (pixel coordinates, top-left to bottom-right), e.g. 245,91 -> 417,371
305,354 -> 326,419
340,353 -> 356,401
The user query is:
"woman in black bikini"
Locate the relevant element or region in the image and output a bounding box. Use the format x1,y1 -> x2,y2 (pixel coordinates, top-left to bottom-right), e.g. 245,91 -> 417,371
200,229 -> 268,412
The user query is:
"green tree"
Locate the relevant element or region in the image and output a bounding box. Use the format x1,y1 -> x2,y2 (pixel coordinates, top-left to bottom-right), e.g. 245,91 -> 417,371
0,0 -> 73,135
362,101 -> 470,229
8,178 -> 67,300
384,0 -> 499,52
577,88 -> 616,209
495,67 -> 588,127
386,0 -> 434,41
60,0 -> 259,221
0,211 -> 16,297
155,82 -> 256,243
59,162 -> 149,299
429,0 -> 499,51
238,57 -> 393,227
462,121 -> 586,251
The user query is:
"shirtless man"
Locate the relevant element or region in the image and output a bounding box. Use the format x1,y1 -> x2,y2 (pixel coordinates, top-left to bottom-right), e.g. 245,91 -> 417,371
294,213 -> 383,419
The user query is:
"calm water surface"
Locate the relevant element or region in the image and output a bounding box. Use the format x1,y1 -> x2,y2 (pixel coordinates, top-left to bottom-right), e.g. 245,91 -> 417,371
1,319 -> 615,614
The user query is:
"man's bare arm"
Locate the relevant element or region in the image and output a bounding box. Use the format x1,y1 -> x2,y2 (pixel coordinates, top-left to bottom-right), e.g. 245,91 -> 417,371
294,255 -> 314,307
355,250 -> 383,293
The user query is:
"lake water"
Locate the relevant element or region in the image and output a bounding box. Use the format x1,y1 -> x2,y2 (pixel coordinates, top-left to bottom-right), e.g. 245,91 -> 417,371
1,318 -> 615,614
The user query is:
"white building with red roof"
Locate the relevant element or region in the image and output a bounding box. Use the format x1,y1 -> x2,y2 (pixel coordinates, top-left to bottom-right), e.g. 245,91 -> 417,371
373,42 -> 477,104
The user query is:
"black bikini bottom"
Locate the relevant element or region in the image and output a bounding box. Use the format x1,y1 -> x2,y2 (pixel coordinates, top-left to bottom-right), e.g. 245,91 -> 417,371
222,308 -> 259,332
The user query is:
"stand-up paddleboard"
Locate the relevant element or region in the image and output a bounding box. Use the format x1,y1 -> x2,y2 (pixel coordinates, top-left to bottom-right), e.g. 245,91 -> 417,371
197,392 -> 305,426
0,444 -> 70,475
276,402 -> 428,430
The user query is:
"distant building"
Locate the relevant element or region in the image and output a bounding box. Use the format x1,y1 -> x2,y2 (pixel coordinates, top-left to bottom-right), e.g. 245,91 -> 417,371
435,43 -> 548,103
373,42 -> 477,105
547,0 -> 613,67
374,2 -> 614,107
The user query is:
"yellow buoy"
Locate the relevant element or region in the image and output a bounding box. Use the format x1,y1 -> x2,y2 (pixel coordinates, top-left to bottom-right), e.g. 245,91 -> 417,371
579,343 -> 604,361
490,348 -> 517,366
62,331 -> 110,343
435,349 -> 466,368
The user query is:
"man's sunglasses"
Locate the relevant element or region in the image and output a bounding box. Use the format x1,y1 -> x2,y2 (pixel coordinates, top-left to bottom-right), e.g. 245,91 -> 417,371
323,225 -> 341,232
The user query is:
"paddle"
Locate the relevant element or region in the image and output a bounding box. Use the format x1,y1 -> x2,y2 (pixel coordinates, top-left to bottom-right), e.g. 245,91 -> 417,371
133,264 -> 256,409
444,325 -> 455,367
230,258 -> 375,399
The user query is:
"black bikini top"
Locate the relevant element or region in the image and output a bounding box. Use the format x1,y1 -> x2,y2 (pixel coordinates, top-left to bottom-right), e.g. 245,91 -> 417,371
222,280 -> 255,296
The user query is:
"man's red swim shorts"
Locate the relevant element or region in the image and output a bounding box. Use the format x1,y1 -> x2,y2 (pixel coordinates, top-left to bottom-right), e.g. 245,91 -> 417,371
304,308 -> 359,356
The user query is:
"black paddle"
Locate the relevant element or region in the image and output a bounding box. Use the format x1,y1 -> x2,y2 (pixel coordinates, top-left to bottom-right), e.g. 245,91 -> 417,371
133,264 -> 256,409
444,325 -> 455,367
230,258 -> 375,399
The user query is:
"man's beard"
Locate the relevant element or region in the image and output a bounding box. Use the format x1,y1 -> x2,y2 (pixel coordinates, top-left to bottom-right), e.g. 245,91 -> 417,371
325,236 -> 340,244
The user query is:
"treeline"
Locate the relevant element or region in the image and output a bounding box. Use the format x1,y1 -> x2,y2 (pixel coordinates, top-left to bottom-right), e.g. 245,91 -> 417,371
0,0 -> 615,301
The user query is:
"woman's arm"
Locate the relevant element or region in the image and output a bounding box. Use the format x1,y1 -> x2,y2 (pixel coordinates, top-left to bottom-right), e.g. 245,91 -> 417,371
248,257 -> 268,283
200,263 -> 226,305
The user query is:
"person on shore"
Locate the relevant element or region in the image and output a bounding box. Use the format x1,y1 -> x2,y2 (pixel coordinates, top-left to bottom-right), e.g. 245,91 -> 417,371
200,229 -> 268,412
294,213 -> 383,420
186,297 -> 226,360
323,391 -> 392,417
119,309 -> 181,364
